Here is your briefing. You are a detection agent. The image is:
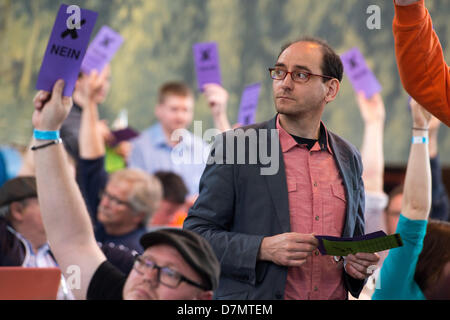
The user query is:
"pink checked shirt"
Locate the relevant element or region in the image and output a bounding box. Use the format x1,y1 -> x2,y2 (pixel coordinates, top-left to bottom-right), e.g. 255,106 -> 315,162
276,117 -> 347,300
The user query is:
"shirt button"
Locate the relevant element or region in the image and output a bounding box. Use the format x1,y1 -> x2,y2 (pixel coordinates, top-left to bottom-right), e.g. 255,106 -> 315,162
314,286 -> 318,292
315,216 -> 320,221
313,182 -> 318,187
315,250 -> 320,256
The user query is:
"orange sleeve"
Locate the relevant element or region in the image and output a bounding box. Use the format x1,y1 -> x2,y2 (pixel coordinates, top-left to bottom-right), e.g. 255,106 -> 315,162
393,0 -> 450,126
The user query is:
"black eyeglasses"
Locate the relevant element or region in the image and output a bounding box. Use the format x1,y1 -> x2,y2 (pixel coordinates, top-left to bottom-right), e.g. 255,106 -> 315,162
133,255 -> 208,290
99,190 -> 132,208
268,67 -> 334,83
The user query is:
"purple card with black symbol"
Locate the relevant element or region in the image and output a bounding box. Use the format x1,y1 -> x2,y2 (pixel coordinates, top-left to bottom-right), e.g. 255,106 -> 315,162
36,4 -> 98,96
193,42 -> 222,91
237,83 -> 262,126
81,25 -> 123,74
341,47 -> 382,98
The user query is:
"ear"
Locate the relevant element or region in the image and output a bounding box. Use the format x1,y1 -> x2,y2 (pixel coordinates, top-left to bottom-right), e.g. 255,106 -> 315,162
324,79 -> 340,104
9,202 -> 25,222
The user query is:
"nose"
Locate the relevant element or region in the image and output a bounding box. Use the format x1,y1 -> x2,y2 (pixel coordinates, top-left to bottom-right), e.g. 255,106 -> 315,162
280,72 -> 294,91
100,194 -> 112,209
142,266 -> 160,288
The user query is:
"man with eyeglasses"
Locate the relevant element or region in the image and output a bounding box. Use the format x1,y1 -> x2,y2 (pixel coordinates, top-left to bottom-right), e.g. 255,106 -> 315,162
30,80 -> 220,300
184,36 -> 379,300
75,71 -> 163,254
88,228 -> 220,300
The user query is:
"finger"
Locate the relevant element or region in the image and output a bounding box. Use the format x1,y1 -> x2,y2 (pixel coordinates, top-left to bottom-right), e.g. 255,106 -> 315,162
51,79 -> 65,101
347,260 -> 369,274
62,96 -> 73,109
33,91 -> 43,108
355,252 -> 380,263
287,242 -> 317,253
345,263 -> 366,280
346,255 -> 372,268
293,233 -> 319,246
33,91 -> 50,107
287,251 -> 311,260
285,258 -> 308,267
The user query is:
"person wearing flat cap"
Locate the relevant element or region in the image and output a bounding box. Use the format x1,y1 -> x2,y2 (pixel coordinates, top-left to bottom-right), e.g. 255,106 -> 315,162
0,176 -> 75,299
87,228 -> 220,300
0,176 -> 46,265
29,79 -> 221,300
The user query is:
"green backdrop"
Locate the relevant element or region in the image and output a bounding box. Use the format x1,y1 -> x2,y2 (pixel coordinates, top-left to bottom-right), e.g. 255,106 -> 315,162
0,0 -> 448,164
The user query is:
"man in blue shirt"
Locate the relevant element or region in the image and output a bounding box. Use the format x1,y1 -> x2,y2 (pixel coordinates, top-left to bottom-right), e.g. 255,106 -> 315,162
129,82 -> 230,197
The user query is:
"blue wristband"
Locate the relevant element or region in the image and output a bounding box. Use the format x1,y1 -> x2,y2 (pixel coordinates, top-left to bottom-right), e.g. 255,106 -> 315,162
412,136 -> 428,144
33,129 -> 60,140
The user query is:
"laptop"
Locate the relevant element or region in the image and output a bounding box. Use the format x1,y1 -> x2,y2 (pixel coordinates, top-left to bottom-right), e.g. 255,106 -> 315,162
0,267 -> 61,300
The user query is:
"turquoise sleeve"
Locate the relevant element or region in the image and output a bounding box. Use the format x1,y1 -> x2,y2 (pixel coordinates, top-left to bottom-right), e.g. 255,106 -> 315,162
372,214 -> 427,300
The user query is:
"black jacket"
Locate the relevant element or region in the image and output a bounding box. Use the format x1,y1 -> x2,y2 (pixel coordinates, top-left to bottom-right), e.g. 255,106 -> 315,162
184,115 -> 366,299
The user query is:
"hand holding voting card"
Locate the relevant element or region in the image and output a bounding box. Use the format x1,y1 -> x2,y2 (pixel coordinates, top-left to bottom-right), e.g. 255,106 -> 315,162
81,25 -> 124,74
36,4 -> 98,96
341,47 -> 382,98
237,83 -> 262,126
315,231 -> 403,256
193,42 -> 222,91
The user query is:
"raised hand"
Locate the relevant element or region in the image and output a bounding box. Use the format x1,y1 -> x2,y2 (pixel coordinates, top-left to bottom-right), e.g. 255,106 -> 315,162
410,98 -> 432,129
203,83 -> 229,118
356,92 -> 385,124
73,66 -> 110,109
203,83 -> 231,132
32,79 -> 73,131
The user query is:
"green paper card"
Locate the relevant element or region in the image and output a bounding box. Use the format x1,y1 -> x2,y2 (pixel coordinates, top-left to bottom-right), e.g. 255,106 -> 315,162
316,231 -> 403,256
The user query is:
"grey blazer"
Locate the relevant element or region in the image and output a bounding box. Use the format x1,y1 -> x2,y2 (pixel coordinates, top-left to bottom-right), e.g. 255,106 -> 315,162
183,115 -> 366,299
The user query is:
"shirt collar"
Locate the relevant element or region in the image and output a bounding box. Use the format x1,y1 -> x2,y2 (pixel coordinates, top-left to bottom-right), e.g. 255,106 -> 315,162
151,123 -> 194,150
276,114 -> 332,154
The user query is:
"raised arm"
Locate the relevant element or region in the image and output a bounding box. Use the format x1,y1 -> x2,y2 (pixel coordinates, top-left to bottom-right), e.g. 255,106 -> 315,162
355,92 -> 388,236
393,0 -> 450,125
427,116 -> 450,221
356,92 -> 385,193
203,83 -> 231,132
32,80 -> 106,300
77,70 -> 108,159
402,99 -> 432,220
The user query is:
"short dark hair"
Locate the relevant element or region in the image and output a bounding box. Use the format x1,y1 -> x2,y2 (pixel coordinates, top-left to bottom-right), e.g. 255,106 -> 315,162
154,171 -> 188,204
278,36 -> 343,82
415,220 -> 450,295
158,82 -> 193,104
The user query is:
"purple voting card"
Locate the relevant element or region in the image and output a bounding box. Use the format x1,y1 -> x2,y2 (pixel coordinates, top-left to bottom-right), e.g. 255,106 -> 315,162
36,4 -> 98,96
237,83 -> 262,126
341,47 -> 382,98
193,42 -> 221,91
81,25 -> 123,74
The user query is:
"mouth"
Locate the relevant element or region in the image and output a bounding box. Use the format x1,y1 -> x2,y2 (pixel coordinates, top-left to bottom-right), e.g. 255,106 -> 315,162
132,287 -> 154,300
276,96 -> 295,101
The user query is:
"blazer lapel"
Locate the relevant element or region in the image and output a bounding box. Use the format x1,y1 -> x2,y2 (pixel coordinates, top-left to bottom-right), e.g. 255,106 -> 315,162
328,133 -> 354,237
262,116 -> 291,232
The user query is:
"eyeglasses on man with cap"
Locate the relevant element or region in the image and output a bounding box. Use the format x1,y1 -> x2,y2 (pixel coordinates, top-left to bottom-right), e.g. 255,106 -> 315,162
133,254 -> 208,290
